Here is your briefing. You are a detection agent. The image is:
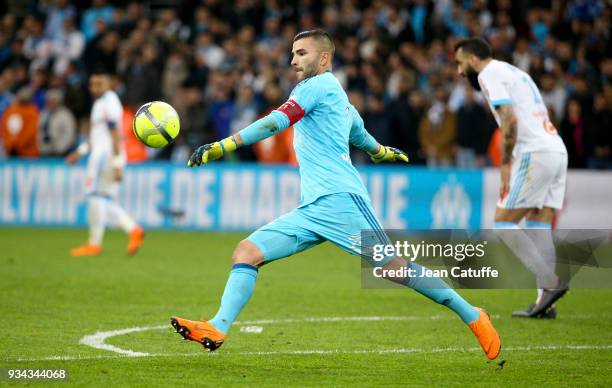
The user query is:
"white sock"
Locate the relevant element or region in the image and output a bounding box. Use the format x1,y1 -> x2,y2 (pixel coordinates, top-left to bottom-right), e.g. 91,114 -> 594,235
88,197 -> 107,246
525,221 -> 557,298
536,288 -> 543,304
106,200 -> 137,234
493,222 -> 558,289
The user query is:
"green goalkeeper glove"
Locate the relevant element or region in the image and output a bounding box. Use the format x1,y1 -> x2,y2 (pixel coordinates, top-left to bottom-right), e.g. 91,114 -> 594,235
369,145 -> 410,164
187,137 -> 238,167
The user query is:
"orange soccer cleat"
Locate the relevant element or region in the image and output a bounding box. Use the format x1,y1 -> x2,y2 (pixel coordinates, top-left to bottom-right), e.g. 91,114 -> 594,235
70,244 -> 102,257
469,308 -> 502,360
127,226 -> 145,256
170,316 -> 226,351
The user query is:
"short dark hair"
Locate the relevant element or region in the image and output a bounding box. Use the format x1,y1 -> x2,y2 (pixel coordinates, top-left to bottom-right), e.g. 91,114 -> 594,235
454,38 -> 492,59
90,66 -> 114,77
293,29 -> 335,56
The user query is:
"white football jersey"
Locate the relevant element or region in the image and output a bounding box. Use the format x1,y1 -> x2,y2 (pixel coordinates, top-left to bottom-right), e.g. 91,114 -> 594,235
478,59 -> 566,155
90,90 -> 123,154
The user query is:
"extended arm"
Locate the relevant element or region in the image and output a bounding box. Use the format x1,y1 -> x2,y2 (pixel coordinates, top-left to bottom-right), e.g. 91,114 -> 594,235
188,110 -> 289,167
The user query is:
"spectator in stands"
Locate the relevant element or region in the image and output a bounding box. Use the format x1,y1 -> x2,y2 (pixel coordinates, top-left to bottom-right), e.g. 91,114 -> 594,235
81,0 -> 114,41
540,72 -> 567,125
28,68 -> 47,111
1,87 -> 39,157
122,43 -> 161,108
389,89 -> 427,165
419,87 -> 456,167
22,13 -> 52,72
83,30 -> 119,75
0,29 -> 11,66
51,16 -> 84,76
43,0 -> 76,43
0,70 -> 13,118
0,0 -> 608,168
587,92 -> 612,169
162,49 -> 189,103
38,88 -> 76,156
230,85 -> 258,136
170,83 -> 210,162
364,93 -> 391,148
456,85 -> 491,168
561,98 -> 587,168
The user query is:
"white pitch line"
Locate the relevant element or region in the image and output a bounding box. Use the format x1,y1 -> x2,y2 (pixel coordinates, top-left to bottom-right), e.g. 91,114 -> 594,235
79,326 -> 165,357
73,314 -> 612,358
12,344 -> 612,363
9,314 -> 612,363
78,316 -> 432,358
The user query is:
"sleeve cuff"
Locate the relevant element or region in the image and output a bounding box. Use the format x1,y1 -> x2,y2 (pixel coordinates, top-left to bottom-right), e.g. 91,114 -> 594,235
491,99 -> 512,106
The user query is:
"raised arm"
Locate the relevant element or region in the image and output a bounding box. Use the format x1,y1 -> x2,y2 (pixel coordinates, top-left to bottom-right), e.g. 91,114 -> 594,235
187,110 -> 290,167
187,82 -> 318,167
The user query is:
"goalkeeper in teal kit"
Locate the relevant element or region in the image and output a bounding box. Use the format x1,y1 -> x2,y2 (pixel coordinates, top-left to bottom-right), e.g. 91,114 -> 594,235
171,30 -> 501,360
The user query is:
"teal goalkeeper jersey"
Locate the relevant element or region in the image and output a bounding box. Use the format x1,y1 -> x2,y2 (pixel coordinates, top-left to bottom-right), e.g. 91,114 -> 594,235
276,71 -> 370,206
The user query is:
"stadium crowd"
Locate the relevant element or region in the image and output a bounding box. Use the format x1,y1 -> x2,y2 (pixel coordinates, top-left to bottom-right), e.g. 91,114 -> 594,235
0,0 -> 610,169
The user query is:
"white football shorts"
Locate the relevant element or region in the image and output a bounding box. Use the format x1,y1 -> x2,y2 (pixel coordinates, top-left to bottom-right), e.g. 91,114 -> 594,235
498,151 -> 567,210
85,151 -> 120,198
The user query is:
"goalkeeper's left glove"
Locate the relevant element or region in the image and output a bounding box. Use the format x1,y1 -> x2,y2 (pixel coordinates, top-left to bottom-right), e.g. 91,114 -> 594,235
187,136 -> 237,167
369,145 -> 409,164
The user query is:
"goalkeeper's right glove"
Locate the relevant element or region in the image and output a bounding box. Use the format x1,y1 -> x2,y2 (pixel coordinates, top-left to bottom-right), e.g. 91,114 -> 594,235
187,136 -> 237,167
368,145 -> 409,164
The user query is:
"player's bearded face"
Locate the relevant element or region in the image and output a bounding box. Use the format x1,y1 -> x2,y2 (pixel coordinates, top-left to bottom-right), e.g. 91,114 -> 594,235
291,38 -> 322,81
299,56 -> 320,80
456,50 -> 481,91
464,64 -> 481,91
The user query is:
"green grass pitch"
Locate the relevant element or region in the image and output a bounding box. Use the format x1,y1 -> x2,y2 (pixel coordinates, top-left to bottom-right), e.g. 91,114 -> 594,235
1,228 -> 611,386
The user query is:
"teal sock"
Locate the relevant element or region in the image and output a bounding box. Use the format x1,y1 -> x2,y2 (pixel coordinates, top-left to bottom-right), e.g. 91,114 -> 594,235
405,263 -> 479,324
209,263 -> 258,334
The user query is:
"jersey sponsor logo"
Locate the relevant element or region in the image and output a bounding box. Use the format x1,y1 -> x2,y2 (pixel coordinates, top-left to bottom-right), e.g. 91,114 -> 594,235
277,98 -> 305,125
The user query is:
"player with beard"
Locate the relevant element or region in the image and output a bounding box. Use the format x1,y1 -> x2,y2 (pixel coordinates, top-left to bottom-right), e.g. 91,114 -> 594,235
455,38 -> 569,318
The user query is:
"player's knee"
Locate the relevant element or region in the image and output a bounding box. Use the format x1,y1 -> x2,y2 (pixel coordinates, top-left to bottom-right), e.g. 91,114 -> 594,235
232,240 -> 264,267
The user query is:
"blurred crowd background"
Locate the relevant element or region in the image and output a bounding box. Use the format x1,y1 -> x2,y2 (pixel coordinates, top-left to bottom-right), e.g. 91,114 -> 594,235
0,0 -> 610,169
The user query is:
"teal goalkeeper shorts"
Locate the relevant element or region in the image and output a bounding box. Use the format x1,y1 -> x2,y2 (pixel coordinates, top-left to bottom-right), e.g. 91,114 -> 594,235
247,192 -> 393,266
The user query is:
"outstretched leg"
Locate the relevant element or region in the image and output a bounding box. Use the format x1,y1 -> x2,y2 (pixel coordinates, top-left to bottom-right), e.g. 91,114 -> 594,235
209,240 -> 262,334
172,207 -> 322,351
171,240 -> 262,351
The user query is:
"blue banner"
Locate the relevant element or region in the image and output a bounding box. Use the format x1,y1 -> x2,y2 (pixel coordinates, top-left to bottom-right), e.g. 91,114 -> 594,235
0,160 -> 483,230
